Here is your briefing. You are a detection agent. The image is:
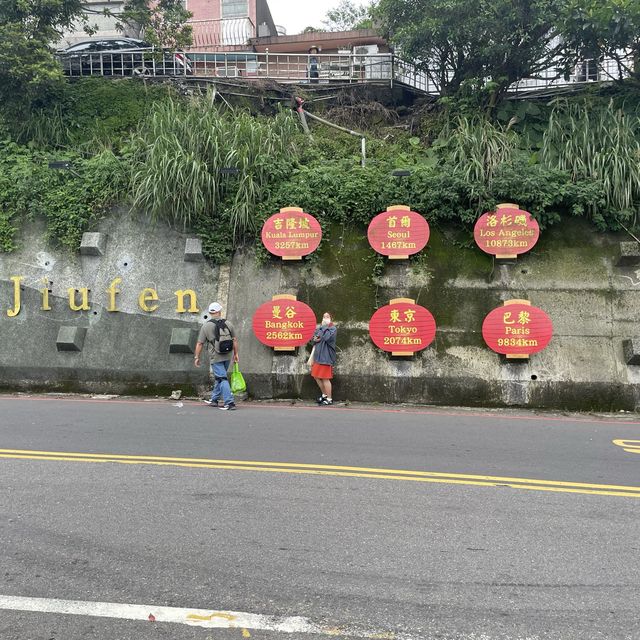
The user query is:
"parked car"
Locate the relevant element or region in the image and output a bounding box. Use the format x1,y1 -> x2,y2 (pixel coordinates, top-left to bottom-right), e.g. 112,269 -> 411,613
57,38 -> 193,77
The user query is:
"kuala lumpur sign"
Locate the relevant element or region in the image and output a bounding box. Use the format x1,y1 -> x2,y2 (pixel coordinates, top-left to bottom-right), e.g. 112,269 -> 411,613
261,207 -> 322,260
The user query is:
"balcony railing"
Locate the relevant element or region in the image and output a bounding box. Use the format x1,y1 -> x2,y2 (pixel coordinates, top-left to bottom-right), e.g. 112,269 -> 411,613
56,49 -> 632,96
188,18 -> 255,50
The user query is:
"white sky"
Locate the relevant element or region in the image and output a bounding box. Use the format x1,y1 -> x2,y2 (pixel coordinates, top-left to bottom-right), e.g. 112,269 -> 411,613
266,0 -> 369,36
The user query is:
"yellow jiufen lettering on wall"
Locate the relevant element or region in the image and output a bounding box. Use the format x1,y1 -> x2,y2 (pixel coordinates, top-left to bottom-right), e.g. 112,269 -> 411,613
40,278 -> 51,311
174,289 -> 199,314
106,278 -> 122,312
138,288 -> 159,312
7,276 -> 23,317
68,288 -> 90,311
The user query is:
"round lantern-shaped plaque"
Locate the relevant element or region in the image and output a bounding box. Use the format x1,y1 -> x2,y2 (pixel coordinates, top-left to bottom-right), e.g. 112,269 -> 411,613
474,203 -> 540,258
482,300 -> 553,358
367,206 -> 430,259
261,207 -> 322,260
252,295 -> 317,351
369,298 -> 436,355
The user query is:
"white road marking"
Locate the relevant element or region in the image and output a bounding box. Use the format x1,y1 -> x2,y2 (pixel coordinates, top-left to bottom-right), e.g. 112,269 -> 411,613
0,594 -> 413,638
0,595 -> 319,633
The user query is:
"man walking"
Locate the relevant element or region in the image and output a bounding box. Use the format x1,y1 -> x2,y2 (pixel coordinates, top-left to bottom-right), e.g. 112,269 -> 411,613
194,302 -> 239,411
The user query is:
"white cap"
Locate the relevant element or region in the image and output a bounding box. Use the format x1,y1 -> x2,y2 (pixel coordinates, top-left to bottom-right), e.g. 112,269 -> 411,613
208,302 -> 222,313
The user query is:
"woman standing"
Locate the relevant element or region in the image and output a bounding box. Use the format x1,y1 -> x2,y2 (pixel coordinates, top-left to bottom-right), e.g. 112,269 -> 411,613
310,311 -> 337,405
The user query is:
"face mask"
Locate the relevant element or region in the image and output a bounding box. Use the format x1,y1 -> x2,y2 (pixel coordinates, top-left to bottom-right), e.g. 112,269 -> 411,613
322,317 -> 331,326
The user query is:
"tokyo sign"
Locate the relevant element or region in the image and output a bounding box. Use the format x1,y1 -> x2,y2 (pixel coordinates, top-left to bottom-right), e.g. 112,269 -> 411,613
369,298 -> 437,356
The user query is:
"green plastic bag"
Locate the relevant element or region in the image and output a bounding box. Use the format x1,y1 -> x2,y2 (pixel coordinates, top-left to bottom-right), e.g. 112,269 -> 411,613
230,362 -> 247,394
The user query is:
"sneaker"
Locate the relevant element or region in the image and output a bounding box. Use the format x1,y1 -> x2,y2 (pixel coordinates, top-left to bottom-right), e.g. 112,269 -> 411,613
219,402 -> 236,411
316,394 -> 327,405
204,399 -> 218,407
320,398 -> 333,405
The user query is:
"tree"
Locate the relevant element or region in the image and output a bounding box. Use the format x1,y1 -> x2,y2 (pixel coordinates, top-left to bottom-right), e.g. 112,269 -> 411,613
0,0 -> 191,119
375,0 -> 566,101
322,0 -> 373,31
116,0 -> 192,50
0,0 -> 83,115
558,0 -> 640,80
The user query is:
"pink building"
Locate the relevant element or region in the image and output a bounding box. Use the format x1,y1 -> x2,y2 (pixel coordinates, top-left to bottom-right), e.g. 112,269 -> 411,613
187,0 -> 279,51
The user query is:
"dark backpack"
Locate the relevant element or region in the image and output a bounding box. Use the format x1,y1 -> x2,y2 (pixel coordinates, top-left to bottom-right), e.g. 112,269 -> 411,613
210,319 -> 234,354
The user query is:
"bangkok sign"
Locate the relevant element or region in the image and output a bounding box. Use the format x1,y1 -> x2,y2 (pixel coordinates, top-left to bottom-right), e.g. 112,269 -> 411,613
252,295 -> 316,351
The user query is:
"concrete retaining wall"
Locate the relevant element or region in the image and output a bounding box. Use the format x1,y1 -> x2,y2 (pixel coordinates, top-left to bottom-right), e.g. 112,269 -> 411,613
1,210 -> 639,411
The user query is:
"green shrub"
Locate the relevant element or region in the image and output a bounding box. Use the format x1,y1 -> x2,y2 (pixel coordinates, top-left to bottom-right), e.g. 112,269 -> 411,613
130,95 -> 300,239
8,78 -> 174,149
0,139 -> 127,251
542,99 -> 640,227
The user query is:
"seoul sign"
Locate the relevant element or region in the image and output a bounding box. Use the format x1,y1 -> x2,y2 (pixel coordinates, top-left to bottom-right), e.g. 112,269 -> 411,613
367,205 -> 430,259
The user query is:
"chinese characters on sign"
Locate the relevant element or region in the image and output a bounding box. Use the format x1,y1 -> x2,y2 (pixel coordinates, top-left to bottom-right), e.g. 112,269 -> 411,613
367,205 -> 430,259
474,203 -> 540,259
369,298 -> 437,356
482,299 -> 553,358
261,207 -> 322,260
252,295 -> 316,351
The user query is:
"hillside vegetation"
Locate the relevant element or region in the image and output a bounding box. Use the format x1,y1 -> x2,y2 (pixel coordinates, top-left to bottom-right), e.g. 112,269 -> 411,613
1,78 -> 639,262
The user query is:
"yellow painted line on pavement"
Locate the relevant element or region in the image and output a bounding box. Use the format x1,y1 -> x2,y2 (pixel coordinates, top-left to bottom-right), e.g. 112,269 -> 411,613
0,448 -> 639,498
613,439 -> 640,454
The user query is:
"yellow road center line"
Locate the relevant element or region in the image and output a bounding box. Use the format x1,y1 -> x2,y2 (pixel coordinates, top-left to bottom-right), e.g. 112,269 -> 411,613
0,449 -> 639,498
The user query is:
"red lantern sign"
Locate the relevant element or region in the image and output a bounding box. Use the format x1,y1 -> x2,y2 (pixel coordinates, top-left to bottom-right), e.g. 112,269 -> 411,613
252,295 -> 316,351
261,207 -> 322,260
367,205 -> 430,259
369,298 -> 436,356
474,203 -> 540,259
482,299 -> 553,358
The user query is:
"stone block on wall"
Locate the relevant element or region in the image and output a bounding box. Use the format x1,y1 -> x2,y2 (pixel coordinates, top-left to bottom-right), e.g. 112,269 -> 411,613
184,238 -> 204,262
616,241 -> 640,267
622,338 -> 640,365
56,326 -> 87,352
80,232 -> 107,256
170,328 -> 198,354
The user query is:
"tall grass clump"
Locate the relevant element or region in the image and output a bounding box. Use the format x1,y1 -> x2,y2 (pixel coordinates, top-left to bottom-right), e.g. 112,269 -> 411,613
542,100 -> 640,224
440,115 -> 519,187
130,93 -> 299,236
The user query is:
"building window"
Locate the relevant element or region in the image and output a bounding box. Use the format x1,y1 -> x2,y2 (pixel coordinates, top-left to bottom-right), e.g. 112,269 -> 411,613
221,0 -> 248,18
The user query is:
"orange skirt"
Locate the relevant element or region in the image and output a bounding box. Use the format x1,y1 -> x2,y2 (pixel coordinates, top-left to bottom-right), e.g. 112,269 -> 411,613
311,363 -> 333,379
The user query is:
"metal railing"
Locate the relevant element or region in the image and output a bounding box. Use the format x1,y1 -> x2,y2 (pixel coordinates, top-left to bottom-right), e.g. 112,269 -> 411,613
57,47 -> 193,77
510,57 -> 631,95
170,52 -> 398,84
56,49 -> 632,95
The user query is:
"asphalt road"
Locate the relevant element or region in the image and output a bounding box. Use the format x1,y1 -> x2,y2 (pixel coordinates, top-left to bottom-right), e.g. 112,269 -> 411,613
0,394 -> 639,640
